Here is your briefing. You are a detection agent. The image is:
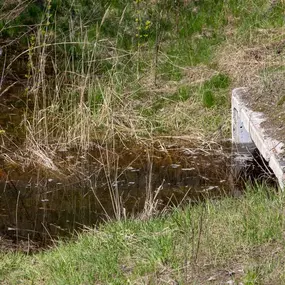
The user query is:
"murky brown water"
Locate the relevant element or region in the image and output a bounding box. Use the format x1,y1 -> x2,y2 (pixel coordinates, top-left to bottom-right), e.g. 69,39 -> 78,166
0,83 -> 28,145
0,145 -> 230,244
0,141 -> 277,251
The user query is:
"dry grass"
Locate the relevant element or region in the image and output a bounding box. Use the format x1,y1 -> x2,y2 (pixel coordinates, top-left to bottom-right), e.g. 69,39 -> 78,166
1,0 -> 284,159
0,0 -> 31,22
0,0 -> 236,161
217,28 -> 285,87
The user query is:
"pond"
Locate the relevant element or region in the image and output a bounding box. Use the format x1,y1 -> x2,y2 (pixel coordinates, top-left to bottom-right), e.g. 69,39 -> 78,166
0,140 -> 277,252
0,84 -> 277,252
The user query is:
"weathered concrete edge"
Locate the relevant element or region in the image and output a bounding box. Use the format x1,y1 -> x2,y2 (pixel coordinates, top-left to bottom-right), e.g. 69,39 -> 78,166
232,87 -> 285,189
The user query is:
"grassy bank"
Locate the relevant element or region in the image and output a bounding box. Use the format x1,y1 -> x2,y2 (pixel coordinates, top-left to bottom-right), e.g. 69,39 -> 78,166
1,186 -> 285,284
1,0 -> 285,153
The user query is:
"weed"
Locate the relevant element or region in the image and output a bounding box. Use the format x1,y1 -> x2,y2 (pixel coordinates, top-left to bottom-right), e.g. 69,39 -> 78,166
204,73 -> 231,89
202,89 -> 215,108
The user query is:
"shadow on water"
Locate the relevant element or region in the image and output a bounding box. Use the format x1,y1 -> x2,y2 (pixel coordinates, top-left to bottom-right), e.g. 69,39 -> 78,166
0,140 -> 278,251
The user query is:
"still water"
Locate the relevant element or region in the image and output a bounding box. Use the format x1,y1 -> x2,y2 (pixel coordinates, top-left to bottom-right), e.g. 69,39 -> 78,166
0,142 -> 276,249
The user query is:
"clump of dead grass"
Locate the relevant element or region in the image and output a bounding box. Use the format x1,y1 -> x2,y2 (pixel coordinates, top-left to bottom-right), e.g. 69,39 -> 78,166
217,28 -> 285,87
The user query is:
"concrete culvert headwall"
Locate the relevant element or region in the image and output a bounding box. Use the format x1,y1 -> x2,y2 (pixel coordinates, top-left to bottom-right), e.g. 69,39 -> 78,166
232,87 -> 285,189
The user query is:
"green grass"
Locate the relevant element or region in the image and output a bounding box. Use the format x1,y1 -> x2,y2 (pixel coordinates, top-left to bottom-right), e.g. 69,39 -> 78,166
2,186 -> 285,284
1,0 -> 285,146
200,73 -> 231,108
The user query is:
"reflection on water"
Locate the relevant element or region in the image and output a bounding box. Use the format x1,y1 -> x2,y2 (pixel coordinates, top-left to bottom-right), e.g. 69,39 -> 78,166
0,145 -> 230,243
0,142 -> 277,249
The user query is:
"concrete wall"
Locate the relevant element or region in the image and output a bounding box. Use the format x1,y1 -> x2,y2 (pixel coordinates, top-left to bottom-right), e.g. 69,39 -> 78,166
232,88 -> 285,189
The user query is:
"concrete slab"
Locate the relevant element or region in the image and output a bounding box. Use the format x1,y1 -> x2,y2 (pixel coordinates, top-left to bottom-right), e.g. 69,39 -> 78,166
232,87 -> 285,189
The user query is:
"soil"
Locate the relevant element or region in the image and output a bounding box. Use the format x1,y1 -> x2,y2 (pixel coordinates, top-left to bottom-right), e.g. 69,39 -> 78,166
0,236 -> 41,254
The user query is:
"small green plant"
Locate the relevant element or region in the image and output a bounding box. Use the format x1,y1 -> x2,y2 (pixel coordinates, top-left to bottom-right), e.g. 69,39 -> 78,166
243,268 -> 260,285
205,73 -> 231,89
202,89 -> 215,108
